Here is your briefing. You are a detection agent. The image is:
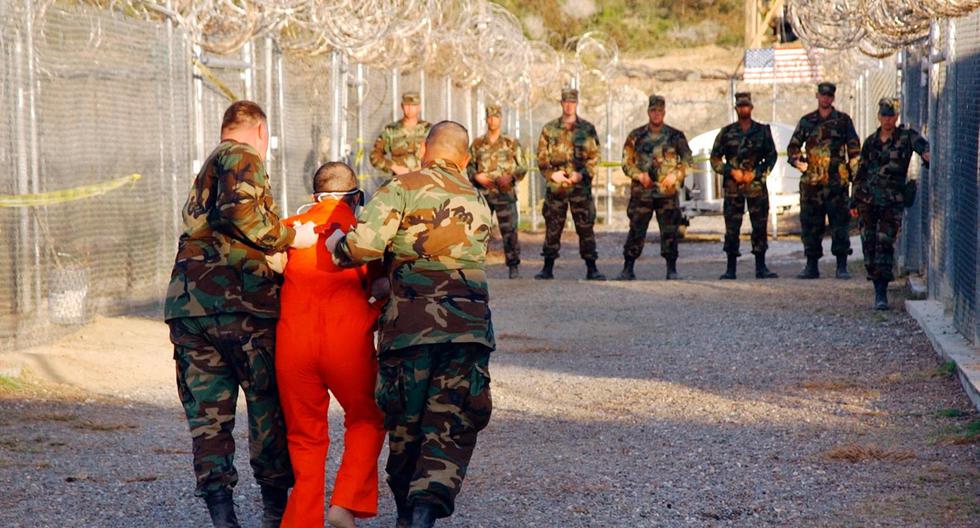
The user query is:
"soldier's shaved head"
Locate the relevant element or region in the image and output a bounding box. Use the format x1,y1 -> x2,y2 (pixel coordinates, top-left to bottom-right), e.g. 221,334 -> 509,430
313,161 -> 357,193
422,121 -> 470,168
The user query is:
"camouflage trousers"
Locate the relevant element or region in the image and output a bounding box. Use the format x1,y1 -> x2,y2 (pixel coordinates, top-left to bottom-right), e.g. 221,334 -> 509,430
624,190 -> 682,260
799,183 -> 852,259
541,186 -> 598,261
376,343 -> 493,519
856,203 -> 903,282
169,314 -> 293,497
723,189 -> 770,257
486,193 -> 521,267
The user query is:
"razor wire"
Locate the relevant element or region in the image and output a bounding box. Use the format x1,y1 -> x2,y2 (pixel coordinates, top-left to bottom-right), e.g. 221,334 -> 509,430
45,0 -> 574,107
787,0 -> 980,58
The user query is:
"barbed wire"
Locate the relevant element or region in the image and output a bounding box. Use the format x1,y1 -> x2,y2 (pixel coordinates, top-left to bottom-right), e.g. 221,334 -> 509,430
48,0 -> 590,107
787,0 -> 978,58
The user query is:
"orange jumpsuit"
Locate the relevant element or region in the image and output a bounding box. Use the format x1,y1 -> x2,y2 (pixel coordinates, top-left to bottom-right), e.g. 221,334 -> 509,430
275,199 -> 385,526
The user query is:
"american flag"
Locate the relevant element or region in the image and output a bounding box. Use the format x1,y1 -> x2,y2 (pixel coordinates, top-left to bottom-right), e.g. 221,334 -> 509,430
743,46 -> 823,84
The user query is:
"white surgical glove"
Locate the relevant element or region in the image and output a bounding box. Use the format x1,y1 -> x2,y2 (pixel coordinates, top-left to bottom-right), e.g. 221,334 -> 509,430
290,221 -> 318,249
265,252 -> 287,274
324,229 -> 345,253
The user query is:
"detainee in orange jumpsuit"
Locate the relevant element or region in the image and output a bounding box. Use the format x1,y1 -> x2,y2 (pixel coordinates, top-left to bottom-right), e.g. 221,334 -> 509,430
274,162 -> 386,528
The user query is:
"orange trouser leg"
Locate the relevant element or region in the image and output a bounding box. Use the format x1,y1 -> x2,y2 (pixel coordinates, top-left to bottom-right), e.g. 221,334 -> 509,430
277,350 -> 330,528
323,337 -> 386,518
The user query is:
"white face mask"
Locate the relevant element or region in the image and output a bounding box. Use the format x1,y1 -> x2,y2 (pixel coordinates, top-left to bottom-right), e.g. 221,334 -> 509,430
297,189 -> 364,215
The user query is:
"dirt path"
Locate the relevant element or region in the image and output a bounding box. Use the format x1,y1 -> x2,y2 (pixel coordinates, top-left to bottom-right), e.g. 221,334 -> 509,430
1,232 -> 977,527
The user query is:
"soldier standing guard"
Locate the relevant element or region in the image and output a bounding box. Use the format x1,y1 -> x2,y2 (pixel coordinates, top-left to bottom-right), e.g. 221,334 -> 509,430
370,91 -> 431,178
164,101 -> 319,528
328,122 -> 495,528
535,88 -> 605,280
617,94 -> 693,281
850,97 -> 930,310
787,82 -> 861,280
710,92 -> 779,280
468,104 -> 527,279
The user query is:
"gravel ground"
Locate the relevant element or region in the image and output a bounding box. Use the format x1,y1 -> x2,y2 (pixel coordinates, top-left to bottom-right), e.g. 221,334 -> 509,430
1,229 -> 978,527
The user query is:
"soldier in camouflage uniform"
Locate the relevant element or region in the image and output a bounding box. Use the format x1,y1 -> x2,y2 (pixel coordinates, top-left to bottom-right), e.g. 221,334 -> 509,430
164,101 -> 319,528
710,92 -> 779,280
850,97 -> 930,310
617,94 -> 693,281
328,121 -> 494,528
787,82 -> 861,280
535,88 -> 605,280
467,104 -> 527,279
371,91 -> 432,178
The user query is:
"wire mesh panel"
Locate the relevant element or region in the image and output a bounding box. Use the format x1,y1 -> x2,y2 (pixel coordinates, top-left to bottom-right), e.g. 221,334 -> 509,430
897,46 -> 930,274
0,3 -> 193,350
928,24 -> 953,304
950,12 -> 980,342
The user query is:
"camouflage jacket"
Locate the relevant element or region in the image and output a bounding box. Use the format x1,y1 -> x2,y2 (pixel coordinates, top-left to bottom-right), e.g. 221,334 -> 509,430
852,125 -> 929,206
164,140 -> 294,321
536,116 -> 600,193
467,133 -> 527,203
622,123 -> 694,198
787,108 -> 860,187
710,120 -> 778,198
370,119 -> 431,175
332,159 -> 495,353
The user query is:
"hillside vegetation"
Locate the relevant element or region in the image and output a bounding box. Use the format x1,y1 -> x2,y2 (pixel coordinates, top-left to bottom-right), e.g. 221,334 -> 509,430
494,0 -> 743,54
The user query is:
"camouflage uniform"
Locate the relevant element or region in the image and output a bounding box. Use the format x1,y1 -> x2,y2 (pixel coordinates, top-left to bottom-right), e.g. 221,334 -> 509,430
164,140 -> 294,497
852,123 -> 929,282
536,114 -> 601,261
467,121 -> 527,267
787,102 -> 861,260
621,120 -> 693,261
370,93 -> 431,178
710,119 -> 778,257
332,157 -> 494,520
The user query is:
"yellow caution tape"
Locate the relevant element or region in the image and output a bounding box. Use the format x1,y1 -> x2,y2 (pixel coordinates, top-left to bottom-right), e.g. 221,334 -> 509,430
192,59 -> 239,102
0,173 -> 142,207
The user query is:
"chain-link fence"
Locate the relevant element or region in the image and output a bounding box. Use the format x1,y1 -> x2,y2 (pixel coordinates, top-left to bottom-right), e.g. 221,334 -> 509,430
895,13 -> 980,344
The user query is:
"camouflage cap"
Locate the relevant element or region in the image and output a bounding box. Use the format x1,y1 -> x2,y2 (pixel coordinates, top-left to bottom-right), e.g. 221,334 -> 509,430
485,104 -> 502,117
560,88 -> 579,102
878,97 -> 900,116
734,92 -> 753,107
648,94 -> 666,110
817,82 -> 836,96
401,91 -> 421,105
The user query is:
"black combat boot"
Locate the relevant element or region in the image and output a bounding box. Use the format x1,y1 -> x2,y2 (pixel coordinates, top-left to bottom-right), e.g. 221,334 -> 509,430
755,253 -> 778,279
409,503 -> 437,528
259,485 -> 288,528
796,256 -> 819,279
873,279 -> 889,310
534,257 -> 554,280
585,259 -> 606,280
835,254 -> 852,279
508,264 -> 520,279
665,257 -> 682,280
616,258 -> 636,281
395,495 -> 413,528
719,254 -> 737,280
204,489 -> 241,528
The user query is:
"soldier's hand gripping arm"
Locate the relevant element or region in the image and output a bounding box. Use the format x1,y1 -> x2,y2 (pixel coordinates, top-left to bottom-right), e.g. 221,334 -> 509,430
844,115 -> 862,179
709,128 -> 732,179
787,120 -> 807,172
369,130 -> 392,173
213,150 -> 295,252
332,179 -> 405,268
758,124 -> 778,181
911,129 -> 931,168
622,131 -> 652,188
